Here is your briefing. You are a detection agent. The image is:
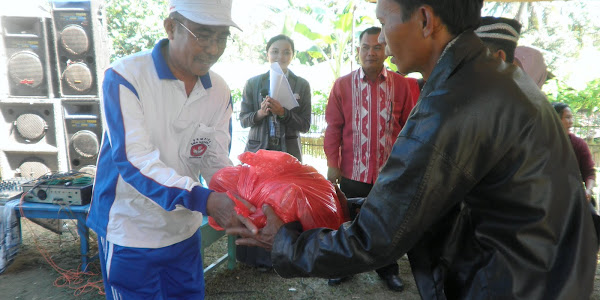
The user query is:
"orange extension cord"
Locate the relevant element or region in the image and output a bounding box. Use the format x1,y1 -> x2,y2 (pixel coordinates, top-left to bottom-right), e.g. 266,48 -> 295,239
18,194 -> 105,296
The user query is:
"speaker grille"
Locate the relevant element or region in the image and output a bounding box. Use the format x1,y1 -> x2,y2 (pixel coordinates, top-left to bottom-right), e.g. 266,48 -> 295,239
62,62 -> 93,92
79,165 -> 96,176
7,51 -> 44,88
70,129 -> 99,158
15,113 -> 47,140
19,161 -> 50,178
60,24 -> 89,55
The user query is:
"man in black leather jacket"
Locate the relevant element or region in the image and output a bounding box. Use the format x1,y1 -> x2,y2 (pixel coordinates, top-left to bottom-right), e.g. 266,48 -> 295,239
230,1 -> 599,298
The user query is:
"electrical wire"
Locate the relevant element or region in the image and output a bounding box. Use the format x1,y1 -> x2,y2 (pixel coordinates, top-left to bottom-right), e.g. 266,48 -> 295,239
17,172 -> 104,296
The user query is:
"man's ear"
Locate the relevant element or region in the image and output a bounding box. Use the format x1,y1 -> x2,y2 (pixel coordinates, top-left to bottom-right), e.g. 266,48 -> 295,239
164,18 -> 175,40
420,6 -> 435,38
496,50 -> 507,62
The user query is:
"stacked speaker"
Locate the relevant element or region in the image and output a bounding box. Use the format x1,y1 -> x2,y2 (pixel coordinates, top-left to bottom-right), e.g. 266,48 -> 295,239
0,0 -> 108,179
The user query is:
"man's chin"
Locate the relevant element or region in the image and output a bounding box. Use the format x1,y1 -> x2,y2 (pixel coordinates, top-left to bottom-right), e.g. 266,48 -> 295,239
193,64 -> 213,77
395,63 -> 419,77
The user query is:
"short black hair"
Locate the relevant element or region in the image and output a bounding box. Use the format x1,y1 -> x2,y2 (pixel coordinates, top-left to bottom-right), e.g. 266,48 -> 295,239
552,102 -> 570,118
359,27 -> 382,43
392,0 -> 484,36
266,34 -> 295,53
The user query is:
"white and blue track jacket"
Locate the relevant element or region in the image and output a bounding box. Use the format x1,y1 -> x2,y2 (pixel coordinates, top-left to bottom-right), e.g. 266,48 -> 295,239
87,39 -> 233,248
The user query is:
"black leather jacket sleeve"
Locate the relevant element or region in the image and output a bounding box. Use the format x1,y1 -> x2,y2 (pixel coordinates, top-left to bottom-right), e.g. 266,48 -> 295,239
272,132 -> 471,278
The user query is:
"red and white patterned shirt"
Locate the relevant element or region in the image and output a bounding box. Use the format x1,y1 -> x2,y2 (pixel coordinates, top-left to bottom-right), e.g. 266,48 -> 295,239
324,68 -> 418,184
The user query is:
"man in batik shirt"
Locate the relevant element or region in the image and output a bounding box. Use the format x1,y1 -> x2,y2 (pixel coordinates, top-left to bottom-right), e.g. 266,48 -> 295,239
323,26 -> 418,292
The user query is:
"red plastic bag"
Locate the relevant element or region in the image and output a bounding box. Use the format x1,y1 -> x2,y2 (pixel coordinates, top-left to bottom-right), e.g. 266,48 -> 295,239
208,150 -> 347,231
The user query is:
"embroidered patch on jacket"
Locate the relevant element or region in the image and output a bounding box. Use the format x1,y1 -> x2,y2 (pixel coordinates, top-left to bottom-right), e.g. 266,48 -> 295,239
190,137 -> 211,158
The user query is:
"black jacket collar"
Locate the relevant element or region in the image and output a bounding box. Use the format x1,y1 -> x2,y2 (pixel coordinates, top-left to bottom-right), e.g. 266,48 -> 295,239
422,31 -> 486,98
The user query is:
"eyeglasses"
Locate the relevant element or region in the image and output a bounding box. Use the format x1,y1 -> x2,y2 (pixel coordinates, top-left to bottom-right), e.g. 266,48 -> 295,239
173,19 -> 233,49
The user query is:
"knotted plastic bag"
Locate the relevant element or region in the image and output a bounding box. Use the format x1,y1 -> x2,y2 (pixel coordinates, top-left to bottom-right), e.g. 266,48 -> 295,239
208,150 -> 347,231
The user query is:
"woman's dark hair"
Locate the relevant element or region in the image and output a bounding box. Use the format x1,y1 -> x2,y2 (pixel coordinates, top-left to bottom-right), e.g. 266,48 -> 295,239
552,102 -> 570,117
266,34 -> 295,53
392,0 -> 484,36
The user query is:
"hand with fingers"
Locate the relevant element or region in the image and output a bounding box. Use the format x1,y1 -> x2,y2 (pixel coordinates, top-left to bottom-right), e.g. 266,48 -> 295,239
227,204 -> 284,251
257,98 -> 270,120
327,167 -> 342,185
265,96 -> 284,117
206,191 -> 259,235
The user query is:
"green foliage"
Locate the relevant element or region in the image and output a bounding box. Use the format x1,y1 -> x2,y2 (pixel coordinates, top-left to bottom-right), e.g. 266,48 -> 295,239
545,78 -> 600,114
385,57 -> 398,73
282,0 -> 374,80
311,89 -> 329,115
545,78 -> 600,141
309,89 -> 329,134
105,0 -> 169,62
230,88 -> 243,105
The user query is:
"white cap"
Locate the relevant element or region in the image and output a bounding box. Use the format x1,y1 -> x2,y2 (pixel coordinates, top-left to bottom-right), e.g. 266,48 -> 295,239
169,0 -> 241,31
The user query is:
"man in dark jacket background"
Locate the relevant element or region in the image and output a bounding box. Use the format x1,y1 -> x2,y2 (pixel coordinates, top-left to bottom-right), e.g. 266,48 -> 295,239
230,0 -> 599,299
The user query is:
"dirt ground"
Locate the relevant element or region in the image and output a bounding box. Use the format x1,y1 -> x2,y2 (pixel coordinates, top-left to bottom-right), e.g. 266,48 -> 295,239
1,218 -> 600,300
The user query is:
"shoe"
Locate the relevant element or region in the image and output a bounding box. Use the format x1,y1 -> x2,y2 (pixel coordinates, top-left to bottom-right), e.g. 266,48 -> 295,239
382,274 -> 404,292
327,276 -> 351,286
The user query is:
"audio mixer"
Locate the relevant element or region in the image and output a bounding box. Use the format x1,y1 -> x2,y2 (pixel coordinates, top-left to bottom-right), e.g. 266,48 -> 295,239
0,177 -> 31,204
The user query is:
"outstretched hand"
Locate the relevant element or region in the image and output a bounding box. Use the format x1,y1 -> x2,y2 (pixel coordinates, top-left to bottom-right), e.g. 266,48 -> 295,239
227,204 -> 284,251
206,192 -> 258,235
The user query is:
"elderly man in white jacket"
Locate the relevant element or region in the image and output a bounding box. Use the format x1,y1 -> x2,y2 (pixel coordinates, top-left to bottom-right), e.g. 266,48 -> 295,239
87,1 -> 256,299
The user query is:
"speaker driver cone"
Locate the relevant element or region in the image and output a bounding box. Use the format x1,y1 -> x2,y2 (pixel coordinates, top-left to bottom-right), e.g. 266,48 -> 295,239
62,62 -> 93,92
70,130 -> 99,158
7,51 -> 44,88
19,161 -> 50,178
15,113 -> 47,141
60,24 -> 89,55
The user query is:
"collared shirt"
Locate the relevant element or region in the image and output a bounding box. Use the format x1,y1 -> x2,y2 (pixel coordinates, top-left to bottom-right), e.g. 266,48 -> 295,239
87,39 -> 233,248
324,67 -> 418,184
568,132 -> 597,182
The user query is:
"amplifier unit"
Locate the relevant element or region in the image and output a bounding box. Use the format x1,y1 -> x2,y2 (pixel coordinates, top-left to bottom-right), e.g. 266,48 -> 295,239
21,181 -> 92,205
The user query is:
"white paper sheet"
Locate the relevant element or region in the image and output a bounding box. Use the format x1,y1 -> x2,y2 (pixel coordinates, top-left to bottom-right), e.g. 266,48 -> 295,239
269,62 -> 299,110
